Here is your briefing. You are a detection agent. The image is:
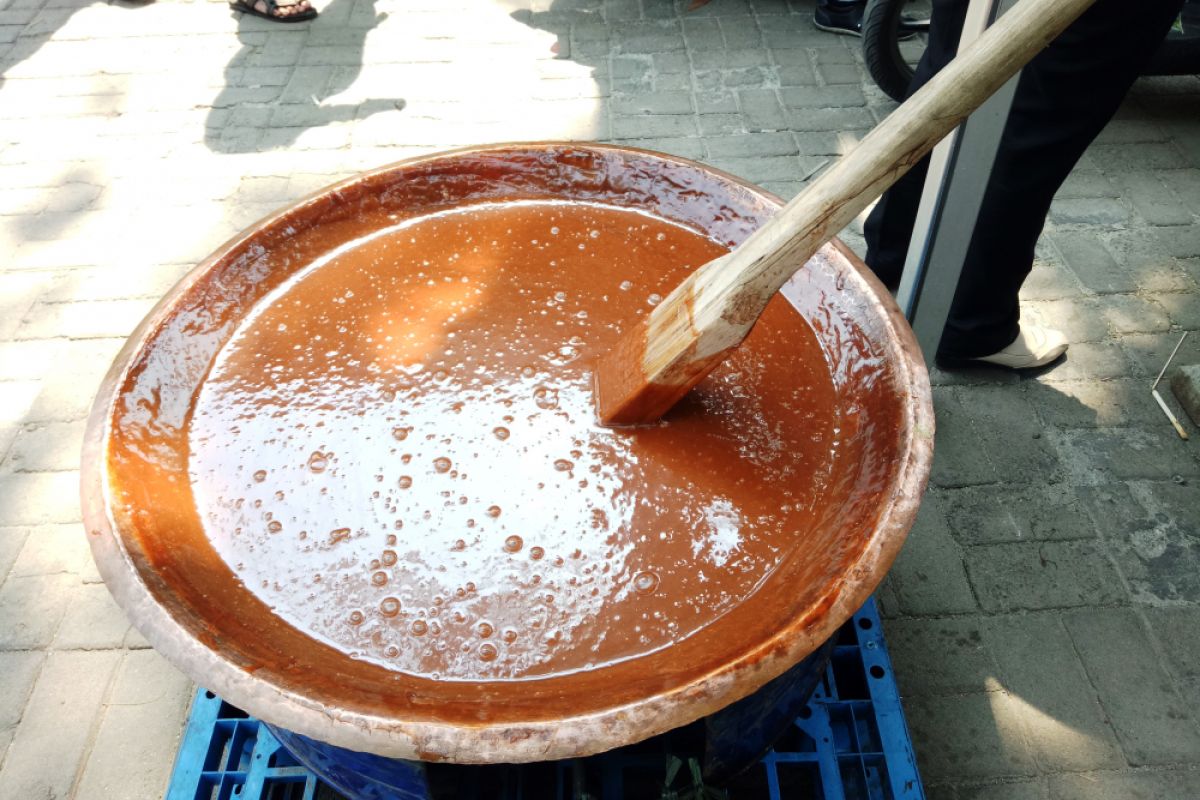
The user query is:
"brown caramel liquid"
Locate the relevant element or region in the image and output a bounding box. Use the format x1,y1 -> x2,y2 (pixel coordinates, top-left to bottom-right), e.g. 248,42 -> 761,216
188,200 -> 840,681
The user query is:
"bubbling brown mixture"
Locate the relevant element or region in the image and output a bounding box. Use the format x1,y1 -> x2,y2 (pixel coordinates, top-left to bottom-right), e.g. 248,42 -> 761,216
188,200 -> 841,682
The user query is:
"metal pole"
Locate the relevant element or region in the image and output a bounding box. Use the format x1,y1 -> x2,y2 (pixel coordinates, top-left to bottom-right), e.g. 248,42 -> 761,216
895,0 -> 1021,360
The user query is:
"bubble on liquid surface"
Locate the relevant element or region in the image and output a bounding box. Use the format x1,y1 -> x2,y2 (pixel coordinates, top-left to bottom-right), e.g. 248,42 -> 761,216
493,427 -> 510,440
411,620 -> 428,636
307,452 -> 329,473
478,643 -> 498,662
433,457 -> 452,473
392,426 -> 412,441
371,571 -> 389,587
252,469 -> 267,483
487,505 -> 501,517
529,546 -> 545,560
348,610 -> 365,626
477,621 -> 494,638
634,572 -> 660,593
380,597 -> 401,617
329,527 -> 351,545
553,459 -> 573,472
267,520 -> 283,534
504,535 -> 523,553
398,476 -> 413,489
533,386 -> 558,410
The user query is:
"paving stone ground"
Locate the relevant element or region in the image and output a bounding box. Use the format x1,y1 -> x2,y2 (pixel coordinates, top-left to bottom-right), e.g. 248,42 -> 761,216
0,0 -> 1197,797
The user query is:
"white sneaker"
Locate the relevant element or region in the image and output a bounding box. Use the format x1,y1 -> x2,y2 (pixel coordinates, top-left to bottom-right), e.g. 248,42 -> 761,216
971,325 -> 1069,370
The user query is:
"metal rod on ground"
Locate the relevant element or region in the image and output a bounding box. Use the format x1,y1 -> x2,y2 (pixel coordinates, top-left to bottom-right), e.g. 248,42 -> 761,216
1152,331 -> 1188,390
1152,390 -> 1189,441
1152,332 -> 1189,441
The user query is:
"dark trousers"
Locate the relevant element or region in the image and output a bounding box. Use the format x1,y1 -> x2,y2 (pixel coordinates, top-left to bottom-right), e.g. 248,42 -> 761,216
863,0 -> 1183,359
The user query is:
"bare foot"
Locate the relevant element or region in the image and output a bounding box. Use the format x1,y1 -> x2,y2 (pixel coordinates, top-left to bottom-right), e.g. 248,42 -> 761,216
234,0 -> 316,21
255,0 -> 313,18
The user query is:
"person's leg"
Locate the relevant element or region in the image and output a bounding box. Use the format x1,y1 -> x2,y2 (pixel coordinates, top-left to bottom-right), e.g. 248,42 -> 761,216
814,0 -> 869,36
938,0 -> 1183,359
865,0 -> 1183,361
862,0 -> 969,289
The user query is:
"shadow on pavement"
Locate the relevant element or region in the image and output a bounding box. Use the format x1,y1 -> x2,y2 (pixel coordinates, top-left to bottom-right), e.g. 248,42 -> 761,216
205,0 -> 403,154
0,0 -> 152,91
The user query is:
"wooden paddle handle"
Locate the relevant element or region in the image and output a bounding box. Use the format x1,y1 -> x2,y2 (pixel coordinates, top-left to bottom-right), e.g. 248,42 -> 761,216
596,0 -> 1098,425
697,0 -> 1097,321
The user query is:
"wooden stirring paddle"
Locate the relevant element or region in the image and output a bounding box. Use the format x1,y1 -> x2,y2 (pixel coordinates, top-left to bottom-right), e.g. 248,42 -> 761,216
595,0 -> 1096,426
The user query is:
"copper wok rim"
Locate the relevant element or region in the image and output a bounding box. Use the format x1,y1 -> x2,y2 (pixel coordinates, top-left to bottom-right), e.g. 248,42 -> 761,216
81,142 -> 934,763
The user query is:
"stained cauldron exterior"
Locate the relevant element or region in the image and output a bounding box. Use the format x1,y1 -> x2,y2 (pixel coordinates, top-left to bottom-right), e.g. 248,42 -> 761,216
81,143 -> 934,765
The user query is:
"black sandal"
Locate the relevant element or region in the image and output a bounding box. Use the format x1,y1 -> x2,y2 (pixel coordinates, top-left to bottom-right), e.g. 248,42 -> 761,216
230,0 -> 317,23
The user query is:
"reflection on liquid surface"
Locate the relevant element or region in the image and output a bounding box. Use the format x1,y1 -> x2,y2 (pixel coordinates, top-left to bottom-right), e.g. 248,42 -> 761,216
189,201 -> 840,681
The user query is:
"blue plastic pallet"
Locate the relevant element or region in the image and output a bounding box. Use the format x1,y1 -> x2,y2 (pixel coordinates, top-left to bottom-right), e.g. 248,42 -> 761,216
167,598 -> 922,800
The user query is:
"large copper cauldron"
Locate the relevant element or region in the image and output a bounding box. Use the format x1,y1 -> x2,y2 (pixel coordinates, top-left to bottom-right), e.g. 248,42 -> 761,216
81,144 -> 933,765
